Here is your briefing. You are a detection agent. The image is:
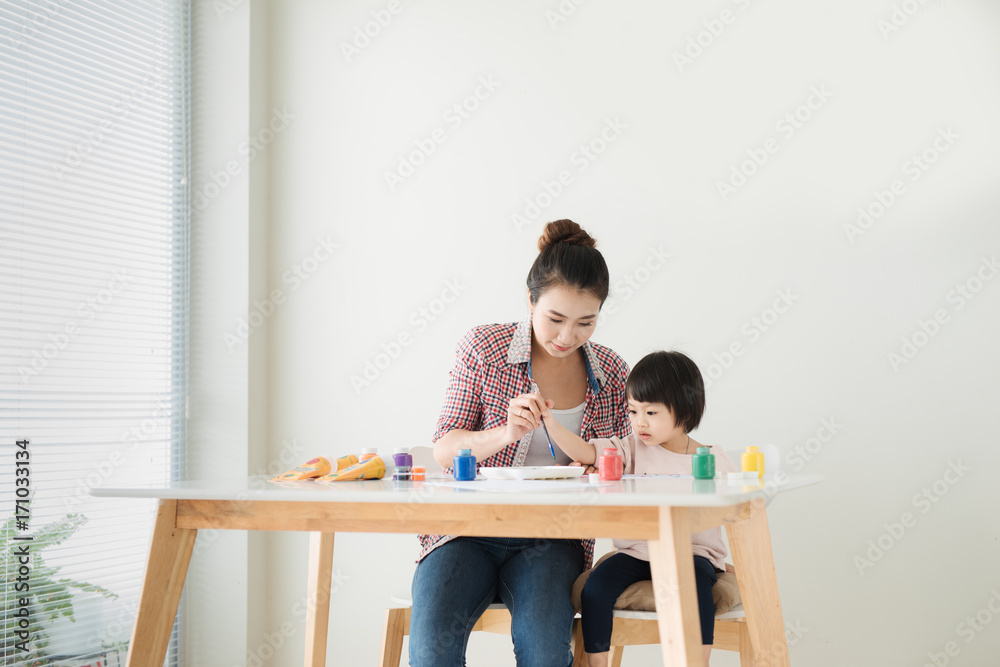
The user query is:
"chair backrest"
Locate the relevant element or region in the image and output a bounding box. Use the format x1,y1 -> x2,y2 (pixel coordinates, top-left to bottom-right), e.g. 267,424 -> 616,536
408,445 -> 442,473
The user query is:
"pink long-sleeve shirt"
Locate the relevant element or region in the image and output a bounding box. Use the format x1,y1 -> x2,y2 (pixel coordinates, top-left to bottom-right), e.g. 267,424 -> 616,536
591,434 -> 740,571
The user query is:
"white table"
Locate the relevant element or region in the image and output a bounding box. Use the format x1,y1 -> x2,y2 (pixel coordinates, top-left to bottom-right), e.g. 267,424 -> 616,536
92,472 -> 822,666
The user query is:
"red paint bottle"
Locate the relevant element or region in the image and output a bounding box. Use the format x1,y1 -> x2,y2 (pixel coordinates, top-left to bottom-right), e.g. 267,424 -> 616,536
599,448 -> 623,481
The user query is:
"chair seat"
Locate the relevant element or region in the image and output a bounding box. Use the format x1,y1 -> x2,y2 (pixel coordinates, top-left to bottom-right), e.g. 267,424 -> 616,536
392,594 -> 743,620
611,602 -> 745,621
391,593 -> 508,612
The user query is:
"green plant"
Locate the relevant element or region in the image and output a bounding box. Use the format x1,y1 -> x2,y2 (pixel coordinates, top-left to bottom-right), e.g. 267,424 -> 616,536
1,513 -> 117,665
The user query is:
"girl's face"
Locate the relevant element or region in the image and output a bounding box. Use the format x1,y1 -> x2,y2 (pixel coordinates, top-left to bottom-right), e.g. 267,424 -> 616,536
529,284 -> 602,359
628,398 -> 686,449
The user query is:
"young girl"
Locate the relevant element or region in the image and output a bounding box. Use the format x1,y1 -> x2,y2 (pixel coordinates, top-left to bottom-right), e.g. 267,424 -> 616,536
538,350 -> 739,667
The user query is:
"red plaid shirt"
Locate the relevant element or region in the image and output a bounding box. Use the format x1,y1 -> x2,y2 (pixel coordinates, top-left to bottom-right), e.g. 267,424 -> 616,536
418,316 -> 631,570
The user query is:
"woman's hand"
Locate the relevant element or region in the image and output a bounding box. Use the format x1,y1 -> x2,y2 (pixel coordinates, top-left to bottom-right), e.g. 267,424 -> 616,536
503,392 -> 547,444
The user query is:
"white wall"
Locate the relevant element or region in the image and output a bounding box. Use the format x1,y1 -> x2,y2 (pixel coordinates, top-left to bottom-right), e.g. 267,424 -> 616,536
186,1 -> 270,663
206,1 -> 1000,665
186,2 -> 252,665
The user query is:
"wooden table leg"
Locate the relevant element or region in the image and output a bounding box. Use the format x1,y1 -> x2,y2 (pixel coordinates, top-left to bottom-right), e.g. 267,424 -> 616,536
304,531 -> 335,667
378,607 -> 409,667
647,506 -> 703,667
125,499 -> 197,667
728,497 -> 789,667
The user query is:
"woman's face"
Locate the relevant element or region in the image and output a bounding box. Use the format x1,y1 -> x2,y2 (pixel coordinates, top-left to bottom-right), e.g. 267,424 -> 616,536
529,284 -> 602,359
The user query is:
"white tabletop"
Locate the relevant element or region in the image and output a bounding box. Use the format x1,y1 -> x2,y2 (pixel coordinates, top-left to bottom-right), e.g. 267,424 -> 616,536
90,473 -> 823,507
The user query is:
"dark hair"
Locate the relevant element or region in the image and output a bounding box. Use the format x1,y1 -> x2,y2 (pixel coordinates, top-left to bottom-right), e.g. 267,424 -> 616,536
526,219 -> 610,305
626,351 -> 705,433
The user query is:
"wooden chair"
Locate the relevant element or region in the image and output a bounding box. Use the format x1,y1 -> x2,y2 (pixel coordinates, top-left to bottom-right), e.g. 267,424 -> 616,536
568,604 -> 755,667
379,595 -> 583,667
378,595 -> 752,666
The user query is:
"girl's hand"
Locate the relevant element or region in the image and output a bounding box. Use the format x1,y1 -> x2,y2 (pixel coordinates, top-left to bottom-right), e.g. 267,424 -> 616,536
568,461 -> 597,474
503,392 -> 547,443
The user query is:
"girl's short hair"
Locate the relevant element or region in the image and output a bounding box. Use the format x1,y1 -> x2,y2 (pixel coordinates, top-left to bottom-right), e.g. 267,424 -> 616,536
626,351 -> 705,432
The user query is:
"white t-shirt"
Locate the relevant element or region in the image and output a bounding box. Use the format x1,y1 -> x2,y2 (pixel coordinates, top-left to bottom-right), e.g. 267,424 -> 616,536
591,433 -> 740,571
523,401 -> 586,466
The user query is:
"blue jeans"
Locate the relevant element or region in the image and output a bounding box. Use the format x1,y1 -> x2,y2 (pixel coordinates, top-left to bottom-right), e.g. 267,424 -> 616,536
409,536 -> 585,667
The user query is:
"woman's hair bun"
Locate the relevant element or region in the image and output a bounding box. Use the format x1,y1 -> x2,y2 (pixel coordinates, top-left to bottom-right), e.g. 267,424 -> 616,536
538,219 -> 596,252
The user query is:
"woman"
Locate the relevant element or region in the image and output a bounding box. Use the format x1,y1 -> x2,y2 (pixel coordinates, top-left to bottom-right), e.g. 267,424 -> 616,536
409,219 -> 631,667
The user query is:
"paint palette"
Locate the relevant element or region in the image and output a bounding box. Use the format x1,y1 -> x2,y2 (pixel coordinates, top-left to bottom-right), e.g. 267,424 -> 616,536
479,466 -> 586,481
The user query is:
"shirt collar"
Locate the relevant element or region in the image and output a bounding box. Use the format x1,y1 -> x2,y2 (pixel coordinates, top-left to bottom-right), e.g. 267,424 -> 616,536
507,315 -> 606,393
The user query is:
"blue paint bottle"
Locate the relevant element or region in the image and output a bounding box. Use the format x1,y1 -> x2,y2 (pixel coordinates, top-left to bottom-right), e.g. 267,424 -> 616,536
453,449 -> 477,481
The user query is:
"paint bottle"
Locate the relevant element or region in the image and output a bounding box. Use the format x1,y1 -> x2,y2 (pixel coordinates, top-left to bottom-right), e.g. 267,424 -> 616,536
742,446 -> 765,478
392,447 -> 413,469
453,449 -> 477,481
692,446 -> 715,480
599,448 -> 623,481
360,448 -> 378,462
411,466 -> 426,481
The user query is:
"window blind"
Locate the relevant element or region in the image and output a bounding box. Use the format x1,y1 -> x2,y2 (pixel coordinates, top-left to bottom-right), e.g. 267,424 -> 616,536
0,1 -> 189,665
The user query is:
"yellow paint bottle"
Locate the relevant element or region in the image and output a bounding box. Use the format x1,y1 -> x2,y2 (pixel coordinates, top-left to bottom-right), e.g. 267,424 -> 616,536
741,446 -> 765,478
